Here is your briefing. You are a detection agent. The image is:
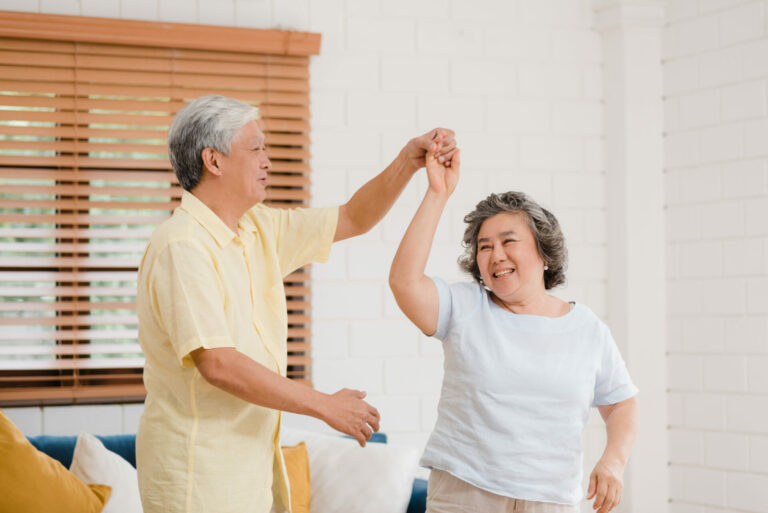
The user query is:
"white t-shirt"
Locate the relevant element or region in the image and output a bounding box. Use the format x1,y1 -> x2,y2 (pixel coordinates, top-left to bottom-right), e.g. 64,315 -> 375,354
420,278 -> 638,506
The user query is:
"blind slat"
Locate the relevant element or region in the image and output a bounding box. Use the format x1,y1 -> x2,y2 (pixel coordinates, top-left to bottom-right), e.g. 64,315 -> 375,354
0,80 -> 312,105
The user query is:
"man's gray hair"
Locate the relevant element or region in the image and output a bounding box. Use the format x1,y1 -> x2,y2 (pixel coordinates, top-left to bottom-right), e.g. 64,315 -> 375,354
167,95 -> 259,191
458,191 -> 568,290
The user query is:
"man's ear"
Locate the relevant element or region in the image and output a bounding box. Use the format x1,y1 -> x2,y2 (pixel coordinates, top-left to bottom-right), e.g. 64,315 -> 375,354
201,147 -> 223,177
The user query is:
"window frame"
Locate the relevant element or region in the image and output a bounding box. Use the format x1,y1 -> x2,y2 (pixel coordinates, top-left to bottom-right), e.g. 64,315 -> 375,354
0,10 -> 321,406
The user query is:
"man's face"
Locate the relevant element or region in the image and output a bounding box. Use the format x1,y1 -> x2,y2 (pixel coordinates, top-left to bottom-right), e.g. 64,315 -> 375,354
219,120 -> 271,205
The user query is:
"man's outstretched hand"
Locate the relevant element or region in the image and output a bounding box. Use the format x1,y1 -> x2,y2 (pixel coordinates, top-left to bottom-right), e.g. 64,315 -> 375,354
319,388 -> 381,447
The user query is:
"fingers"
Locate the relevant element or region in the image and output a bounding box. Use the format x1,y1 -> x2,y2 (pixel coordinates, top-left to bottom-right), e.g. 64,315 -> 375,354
438,137 -> 457,154
431,129 -> 456,162
427,128 -> 455,152
406,127 -> 457,171
586,473 -> 597,500
440,148 -> 458,166
431,128 -> 455,141
597,485 -> 618,513
354,417 -> 376,447
593,478 -> 608,511
368,406 -> 381,432
447,149 -> 461,172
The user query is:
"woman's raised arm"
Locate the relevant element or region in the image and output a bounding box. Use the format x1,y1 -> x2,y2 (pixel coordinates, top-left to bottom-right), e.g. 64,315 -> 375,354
388,150 -> 460,335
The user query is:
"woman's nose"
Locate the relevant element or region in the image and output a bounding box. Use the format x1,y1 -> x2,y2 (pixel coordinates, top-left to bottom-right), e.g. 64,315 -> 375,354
491,244 -> 506,262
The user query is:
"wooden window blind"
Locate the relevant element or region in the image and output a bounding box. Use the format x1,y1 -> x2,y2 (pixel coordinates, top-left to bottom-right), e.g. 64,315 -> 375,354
0,11 -> 321,406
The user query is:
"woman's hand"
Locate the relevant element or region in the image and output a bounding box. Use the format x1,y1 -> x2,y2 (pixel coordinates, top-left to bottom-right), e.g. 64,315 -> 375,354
586,457 -> 625,513
426,146 -> 460,197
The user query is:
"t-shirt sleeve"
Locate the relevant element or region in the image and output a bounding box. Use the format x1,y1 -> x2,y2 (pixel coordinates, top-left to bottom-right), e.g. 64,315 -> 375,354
432,277 -> 482,340
432,277 -> 453,340
149,241 -> 235,368
270,206 -> 339,276
592,325 -> 639,406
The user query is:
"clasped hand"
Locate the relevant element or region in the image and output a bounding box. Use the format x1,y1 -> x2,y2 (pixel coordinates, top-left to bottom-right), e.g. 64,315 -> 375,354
402,128 -> 458,171
406,128 -> 461,197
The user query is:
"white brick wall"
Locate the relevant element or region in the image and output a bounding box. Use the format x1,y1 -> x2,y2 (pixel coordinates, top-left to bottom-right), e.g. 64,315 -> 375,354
665,1 -> 768,512
1,0 -> 617,510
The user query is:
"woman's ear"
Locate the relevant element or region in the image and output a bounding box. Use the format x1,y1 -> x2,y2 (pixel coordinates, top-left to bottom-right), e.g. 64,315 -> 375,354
201,147 -> 223,177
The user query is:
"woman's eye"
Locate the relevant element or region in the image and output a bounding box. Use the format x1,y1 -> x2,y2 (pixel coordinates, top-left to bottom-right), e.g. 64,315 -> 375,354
479,245 -> 490,251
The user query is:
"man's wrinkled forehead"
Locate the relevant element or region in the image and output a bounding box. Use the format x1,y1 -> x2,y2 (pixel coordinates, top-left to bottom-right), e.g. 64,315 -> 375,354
236,120 -> 266,146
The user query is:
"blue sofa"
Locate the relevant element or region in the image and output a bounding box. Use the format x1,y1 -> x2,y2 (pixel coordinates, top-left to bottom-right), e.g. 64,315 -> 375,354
28,433 -> 428,513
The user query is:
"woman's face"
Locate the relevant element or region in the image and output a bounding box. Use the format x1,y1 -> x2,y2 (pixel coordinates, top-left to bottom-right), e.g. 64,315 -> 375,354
476,211 -> 547,303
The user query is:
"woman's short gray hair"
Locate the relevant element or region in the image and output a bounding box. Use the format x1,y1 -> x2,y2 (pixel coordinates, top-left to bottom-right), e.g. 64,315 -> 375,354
167,95 -> 259,191
458,191 -> 567,290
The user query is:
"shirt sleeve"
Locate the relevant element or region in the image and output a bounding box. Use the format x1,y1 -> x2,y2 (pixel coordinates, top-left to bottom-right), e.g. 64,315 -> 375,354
270,206 -> 339,276
149,240 -> 235,368
431,278 -> 483,340
432,277 -> 453,340
592,325 -> 639,406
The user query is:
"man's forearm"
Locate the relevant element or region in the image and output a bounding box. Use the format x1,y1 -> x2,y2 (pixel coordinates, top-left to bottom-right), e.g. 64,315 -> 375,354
192,347 -> 326,418
334,152 -> 415,241
192,346 -> 380,445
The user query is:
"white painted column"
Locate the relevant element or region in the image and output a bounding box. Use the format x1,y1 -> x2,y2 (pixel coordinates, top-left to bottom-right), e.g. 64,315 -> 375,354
594,2 -> 668,513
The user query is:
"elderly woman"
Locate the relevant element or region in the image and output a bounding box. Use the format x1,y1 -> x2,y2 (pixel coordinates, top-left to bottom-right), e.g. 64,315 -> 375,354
389,152 -> 638,513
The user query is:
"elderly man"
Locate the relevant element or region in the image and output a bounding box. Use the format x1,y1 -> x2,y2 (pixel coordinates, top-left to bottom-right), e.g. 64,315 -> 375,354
136,95 -> 457,513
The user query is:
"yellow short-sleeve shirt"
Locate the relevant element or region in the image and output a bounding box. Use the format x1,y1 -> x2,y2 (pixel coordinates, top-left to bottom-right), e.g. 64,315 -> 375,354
136,191 -> 338,513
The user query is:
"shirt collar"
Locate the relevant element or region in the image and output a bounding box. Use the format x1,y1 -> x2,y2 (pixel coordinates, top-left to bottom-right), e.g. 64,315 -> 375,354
178,190 -> 237,248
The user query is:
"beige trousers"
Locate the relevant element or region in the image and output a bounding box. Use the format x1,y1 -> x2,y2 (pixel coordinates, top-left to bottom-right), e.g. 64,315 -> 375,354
425,469 -> 579,513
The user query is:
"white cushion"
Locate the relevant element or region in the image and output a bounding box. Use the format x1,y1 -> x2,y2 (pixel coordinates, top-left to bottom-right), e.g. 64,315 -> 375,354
281,428 -> 419,513
70,432 -> 143,513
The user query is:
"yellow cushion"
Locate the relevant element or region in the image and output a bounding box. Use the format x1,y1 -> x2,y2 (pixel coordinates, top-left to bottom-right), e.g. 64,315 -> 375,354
281,442 -> 311,513
0,409 -> 111,513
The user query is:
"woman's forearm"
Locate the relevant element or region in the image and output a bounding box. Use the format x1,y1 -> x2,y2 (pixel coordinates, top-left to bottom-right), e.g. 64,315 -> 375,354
390,191 -> 448,284
389,190 -> 449,334
600,397 -> 639,466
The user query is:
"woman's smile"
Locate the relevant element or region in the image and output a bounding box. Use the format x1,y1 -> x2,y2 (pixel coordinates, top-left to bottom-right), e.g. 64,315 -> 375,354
492,267 -> 515,278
